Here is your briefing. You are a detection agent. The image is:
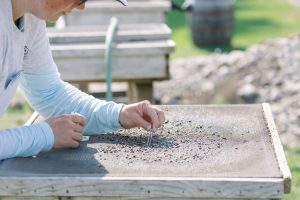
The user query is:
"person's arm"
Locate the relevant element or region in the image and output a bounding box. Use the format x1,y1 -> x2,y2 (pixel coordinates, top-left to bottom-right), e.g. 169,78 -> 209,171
0,29 -> 6,81
0,122 -> 54,160
21,16 -> 124,135
21,15 -> 164,139
0,18 -> 54,160
19,68 -> 124,135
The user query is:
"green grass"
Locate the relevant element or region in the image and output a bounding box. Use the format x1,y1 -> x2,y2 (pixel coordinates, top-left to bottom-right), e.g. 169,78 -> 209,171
0,94 -> 33,130
168,0 -> 300,58
284,146 -> 300,200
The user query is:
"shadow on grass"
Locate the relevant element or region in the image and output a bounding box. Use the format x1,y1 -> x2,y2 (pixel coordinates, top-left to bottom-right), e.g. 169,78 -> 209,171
291,166 -> 300,174
235,18 -> 279,35
234,0 -> 264,11
293,148 -> 300,156
199,44 -> 245,54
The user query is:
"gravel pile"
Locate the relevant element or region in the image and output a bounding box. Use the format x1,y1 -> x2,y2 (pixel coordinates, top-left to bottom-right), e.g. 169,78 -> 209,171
155,34 -> 300,146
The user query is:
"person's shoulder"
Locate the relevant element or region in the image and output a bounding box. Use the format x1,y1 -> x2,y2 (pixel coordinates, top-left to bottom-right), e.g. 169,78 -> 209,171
24,14 -> 47,43
0,0 -> 11,18
0,0 -> 13,34
0,17 -> 7,70
25,14 -> 47,31
0,3 -> 9,59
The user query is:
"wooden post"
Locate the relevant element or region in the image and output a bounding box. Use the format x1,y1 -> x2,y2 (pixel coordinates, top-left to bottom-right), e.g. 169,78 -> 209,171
78,83 -> 89,93
127,81 -> 153,103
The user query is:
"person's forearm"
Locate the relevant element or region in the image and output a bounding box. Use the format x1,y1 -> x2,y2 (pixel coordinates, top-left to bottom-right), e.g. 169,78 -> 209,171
0,122 -> 54,160
20,68 -> 124,135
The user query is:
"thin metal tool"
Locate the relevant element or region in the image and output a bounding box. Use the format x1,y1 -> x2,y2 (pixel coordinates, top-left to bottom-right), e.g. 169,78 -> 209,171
147,128 -> 154,147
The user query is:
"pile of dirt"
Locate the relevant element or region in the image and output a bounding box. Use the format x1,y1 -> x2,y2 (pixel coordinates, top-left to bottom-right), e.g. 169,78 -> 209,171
155,34 -> 300,146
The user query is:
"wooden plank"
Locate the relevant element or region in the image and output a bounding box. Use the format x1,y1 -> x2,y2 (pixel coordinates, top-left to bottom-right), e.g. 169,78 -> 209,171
78,83 -> 89,93
83,1 -> 171,12
51,40 -> 174,81
55,54 -> 168,81
262,103 -> 292,193
51,40 -> 175,56
51,40 -> 175,82
0,177 -> 284,199
47,24 -> 172,44
65,13 -> 166,26
64,1 -> 170,26
0,197 -> 275,200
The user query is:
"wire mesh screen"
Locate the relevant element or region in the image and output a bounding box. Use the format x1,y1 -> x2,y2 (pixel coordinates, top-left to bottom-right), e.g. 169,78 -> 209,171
0,105 -> 281,178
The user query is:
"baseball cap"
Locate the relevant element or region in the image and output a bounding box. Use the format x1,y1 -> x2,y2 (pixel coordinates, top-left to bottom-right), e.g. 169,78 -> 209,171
80,0 -> 128,6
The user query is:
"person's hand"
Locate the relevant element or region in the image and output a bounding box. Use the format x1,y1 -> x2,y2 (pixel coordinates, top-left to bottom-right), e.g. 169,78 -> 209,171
119,100 -> 165,131
46,114 -> 85,148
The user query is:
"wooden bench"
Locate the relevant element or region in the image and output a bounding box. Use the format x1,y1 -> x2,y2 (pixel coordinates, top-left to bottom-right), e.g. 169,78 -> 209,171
48,24 -> 172,43
63,0 -> 171,26
48,24 -> 175,103
50,0 -> 174,103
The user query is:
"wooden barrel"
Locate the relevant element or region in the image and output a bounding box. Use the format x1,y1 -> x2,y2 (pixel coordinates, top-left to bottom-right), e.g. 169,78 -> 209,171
186,0 -> 235,46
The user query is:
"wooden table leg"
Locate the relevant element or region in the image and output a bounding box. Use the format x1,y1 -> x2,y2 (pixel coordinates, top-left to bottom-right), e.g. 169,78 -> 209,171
78,83 -> 89,93
127,81 -> 153,103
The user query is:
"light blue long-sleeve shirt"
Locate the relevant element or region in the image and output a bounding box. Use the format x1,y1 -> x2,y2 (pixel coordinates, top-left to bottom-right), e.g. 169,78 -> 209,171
0,68 -> 124,160
0,1 -> 124,161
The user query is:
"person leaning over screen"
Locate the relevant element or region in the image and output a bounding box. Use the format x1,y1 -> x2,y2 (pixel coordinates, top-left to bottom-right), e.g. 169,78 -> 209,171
0,0 -> 165,160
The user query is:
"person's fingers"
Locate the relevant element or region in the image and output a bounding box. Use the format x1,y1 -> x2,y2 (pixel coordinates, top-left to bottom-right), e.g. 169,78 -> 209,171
73,123 -> 84,133
135,114 -> 152,131
142,100 -> 151,105
71,113 -> 85,126
45,115 -> 59,124
156,109 -> 165,127
140,101 -> 164,130
145,105 -> 160,131
70,140 -> 80,148
72,132 -> 83,142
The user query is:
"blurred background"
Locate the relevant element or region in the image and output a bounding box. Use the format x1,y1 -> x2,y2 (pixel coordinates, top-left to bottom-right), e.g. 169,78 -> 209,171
1,0 -> 300,198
